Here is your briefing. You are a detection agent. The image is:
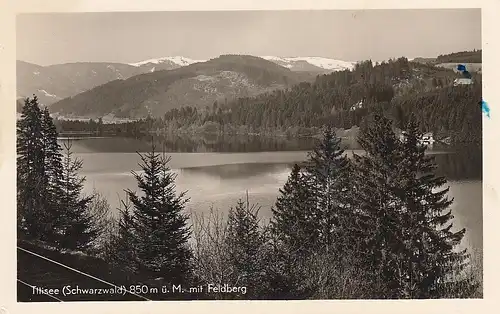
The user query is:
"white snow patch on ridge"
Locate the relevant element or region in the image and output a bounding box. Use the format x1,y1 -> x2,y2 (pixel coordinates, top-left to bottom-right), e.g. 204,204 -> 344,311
129,56 -> 205,67
260,56 -> 293,65
261,56 -> 355,71
290,57 -> 355,70
37,89 -> 58,98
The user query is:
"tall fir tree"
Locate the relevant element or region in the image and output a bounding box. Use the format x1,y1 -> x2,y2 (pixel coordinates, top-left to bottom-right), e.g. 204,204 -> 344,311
269,126 -> 359,299
268,163 -> 319,299
302,125 -> 365,299
58,139 -> 96,251
40,106 -> 65,244
396,118 -> 472,298
351,113 -> 474,298
17,96 -> 50,239
125,142 -> 192,284
351,113 -> 407,298
17,96 -> 96,249
303,125 -> 353,254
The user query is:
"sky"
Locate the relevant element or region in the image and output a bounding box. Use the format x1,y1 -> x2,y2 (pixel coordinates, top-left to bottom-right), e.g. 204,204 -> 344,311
16,9 -> 481,66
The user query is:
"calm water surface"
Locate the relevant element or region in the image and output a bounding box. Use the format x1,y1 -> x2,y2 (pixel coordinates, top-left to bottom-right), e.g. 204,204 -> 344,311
64,135 -> 482,256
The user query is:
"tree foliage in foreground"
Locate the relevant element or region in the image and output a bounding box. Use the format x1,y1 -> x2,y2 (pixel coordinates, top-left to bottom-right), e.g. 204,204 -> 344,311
57,140 -> 96,251
17,96 -> 50,239
265,114 -> 477,299
351,113 -> 473,298
17,96 -> 98,251
396,118 -> 474,298
124,143 -> 193,284
270,125 -> 373,298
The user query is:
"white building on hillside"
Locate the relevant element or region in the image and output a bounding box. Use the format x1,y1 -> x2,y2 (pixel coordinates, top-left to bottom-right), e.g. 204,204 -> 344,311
349,100 -> 364,111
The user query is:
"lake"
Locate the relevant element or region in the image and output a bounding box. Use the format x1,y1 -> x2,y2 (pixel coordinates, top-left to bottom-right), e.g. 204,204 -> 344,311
64,134 -> 482,260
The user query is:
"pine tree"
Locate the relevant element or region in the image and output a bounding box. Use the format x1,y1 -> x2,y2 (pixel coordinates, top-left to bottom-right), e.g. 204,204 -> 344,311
225,196 -> 266,298
17,96 -> 50,239
125,143 -> 192,284
269,126 -> 359,299
40,107 -> 65,244
301,125 -> 363,298
351,113 -> 474,298
303,125 -> 352,253
57,139 -> 96,251
351,113 -> 407,298
397,118 -> 472,298
268,164 -> 317,300
270,164 -> 317,257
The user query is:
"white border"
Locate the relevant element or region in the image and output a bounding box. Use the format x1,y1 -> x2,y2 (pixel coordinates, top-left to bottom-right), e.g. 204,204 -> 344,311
1,1 -> 498,313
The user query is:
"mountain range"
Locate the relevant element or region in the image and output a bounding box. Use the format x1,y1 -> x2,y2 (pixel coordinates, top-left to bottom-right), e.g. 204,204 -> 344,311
17,55 -> 355,108
46,55 -> 330,118
17,50 -> 481,120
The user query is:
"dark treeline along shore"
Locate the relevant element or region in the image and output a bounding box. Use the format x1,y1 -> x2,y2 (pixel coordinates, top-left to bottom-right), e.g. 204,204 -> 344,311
17,91 -> 482,300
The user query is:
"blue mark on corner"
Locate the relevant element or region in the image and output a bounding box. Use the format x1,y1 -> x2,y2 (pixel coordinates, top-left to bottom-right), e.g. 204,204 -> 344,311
482,100 -> 490,118
457,64 -> 466,72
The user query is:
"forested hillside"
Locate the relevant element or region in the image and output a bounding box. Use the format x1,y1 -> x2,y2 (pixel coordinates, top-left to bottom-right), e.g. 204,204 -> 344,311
49,55 -> 315,118
436,50 -> 482,63
157,57 -> 481,143
42,55 -> 482,144
412,50 -> 482,64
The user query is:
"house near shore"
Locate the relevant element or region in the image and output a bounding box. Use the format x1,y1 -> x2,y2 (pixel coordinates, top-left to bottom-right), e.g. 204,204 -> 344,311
398,131 -> 435,146
453,78 -> 473,86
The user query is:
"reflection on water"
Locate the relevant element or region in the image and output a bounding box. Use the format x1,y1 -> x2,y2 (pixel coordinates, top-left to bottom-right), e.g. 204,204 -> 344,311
64,134 -> 319,153
65,132 -> 474,156
73,135 -> 482,211
65,134 -> 481,181
72,136 -> 481,262
181,163 -> 290,180
433,147 -> 482,181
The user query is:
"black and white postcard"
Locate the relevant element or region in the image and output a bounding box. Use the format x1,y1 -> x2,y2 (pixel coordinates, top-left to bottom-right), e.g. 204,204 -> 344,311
1,1 -> 499,313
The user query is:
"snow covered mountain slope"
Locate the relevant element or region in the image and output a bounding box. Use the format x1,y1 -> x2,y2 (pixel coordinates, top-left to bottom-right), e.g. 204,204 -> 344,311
260,56 -> 355,72
130,55 -> 355,72
129,56 -> 205,68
